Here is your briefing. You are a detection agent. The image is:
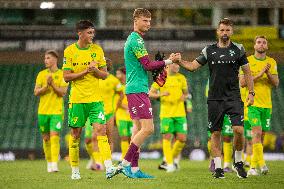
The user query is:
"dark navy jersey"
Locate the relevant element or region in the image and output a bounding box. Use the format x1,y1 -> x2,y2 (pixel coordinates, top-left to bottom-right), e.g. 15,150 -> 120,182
196,42 -> 248,101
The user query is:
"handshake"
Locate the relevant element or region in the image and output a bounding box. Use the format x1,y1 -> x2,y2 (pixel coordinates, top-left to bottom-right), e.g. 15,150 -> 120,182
152,51 -> 182,87
168,53 -> 182,64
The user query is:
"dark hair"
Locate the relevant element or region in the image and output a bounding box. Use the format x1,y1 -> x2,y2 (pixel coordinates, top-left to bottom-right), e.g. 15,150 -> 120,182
254,35 -> 268,43
45,50 -> 59,59
218,18 -> 234,27
133,8 -> 151,19
117,66 -> 126,75
76,20 -> 94,32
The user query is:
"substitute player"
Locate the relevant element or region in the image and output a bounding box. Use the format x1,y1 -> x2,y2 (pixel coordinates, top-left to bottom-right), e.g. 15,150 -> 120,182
63,20 -> 117,180
149,63 -> 189,173
115,67 -> 134,160
118,8 -> 180,178
34,50 -> 68,173
240,36 -> 279,175
176,18 -> 254,179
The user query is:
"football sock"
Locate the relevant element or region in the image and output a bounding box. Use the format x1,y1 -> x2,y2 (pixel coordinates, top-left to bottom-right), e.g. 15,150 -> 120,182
223,141 -> 233,165
254,143 -> 265,167
85,142 -> 93,159
163,139 -> 173,165
69,136 -> 80,167
120,141 -> 130,160
43,139 -> 51,162
97,136 -> 112,166
123,143 -> 139,166
172,140 -> 185,159
50,135 -> 60,163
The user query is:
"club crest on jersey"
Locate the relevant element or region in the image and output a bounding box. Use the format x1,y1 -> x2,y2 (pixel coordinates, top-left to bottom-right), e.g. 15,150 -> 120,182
229,50 -> 236,56
91,53 -> 96,59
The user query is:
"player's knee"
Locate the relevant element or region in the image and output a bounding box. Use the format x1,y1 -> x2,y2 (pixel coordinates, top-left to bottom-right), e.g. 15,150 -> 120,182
177,136 -> 187,143
42,135 -> 50,142
143,126 -> 154,136
162,134 -> 172,140
233,127 -> 244,136
96,125 -> 106,136
85,138 -> 91,144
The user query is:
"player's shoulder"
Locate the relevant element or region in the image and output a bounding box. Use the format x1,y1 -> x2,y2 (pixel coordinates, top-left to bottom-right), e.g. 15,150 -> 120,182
231,42 -> 245,51
64,43 -> 76,53
38,69 -> 48,76
266,56 -> 277,64
90,43 -> 103,51
176,73 -> 186,79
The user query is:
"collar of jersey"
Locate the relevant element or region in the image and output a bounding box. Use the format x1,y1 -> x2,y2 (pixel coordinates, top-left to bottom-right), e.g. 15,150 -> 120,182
253,55 -> 266,61
75,43 -> 90,50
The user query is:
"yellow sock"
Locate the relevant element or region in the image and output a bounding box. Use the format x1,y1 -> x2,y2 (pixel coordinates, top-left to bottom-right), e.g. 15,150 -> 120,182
92,151 -> 103,164
245,154 -> 251,164
207,140 -> 212,156
172,140 -> 185,159
97,136 -> 112,162
251,143 -> 260,169
69,136 -> 80,167
163,139 -> 173,165
50,135 -> 60,163
120,141 -> 130,160
85,142 -> 93,159
223,141 -> 233,165
43,140 -> 51,162
254,143 -> 266,167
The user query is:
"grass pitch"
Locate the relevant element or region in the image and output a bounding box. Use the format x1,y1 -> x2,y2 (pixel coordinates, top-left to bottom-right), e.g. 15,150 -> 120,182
0,159 -> 284,189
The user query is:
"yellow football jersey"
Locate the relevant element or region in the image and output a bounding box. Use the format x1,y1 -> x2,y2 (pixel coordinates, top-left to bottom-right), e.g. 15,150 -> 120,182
116,84 -> 131,121
36,69 -> 68,115
152,73 -> 187,118
62,43 -> 106,103
100,74 -> 123,115
240,55 -> 278,108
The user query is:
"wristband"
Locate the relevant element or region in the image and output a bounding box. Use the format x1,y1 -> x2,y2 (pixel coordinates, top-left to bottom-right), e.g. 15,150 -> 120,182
164,59 -> 173,65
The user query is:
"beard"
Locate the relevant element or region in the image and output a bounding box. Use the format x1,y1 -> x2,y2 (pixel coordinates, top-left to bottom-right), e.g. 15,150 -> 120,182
256,49 -> 266,54
221,35 -> 230,43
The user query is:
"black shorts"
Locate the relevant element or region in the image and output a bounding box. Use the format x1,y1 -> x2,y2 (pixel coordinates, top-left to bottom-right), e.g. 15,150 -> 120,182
207,100 -> 244,133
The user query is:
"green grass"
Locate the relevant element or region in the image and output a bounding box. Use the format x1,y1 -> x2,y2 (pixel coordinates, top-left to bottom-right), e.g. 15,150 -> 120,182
0,160 -> 284,189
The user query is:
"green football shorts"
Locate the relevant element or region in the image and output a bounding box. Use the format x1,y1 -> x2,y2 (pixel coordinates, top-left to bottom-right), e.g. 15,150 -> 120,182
38,114 -> 63,133
160,117 -> 187,134
68,102 -> 106,128
248,106 -> 271,132
117,120 -> 133,137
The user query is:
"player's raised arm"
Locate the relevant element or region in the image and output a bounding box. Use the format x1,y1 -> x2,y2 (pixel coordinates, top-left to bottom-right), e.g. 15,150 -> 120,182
138,53 -> 180,71
177,47 -> 208,72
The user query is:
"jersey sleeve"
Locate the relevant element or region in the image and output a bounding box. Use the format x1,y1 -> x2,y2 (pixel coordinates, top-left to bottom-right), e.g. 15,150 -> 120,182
238,45 -> 248,66
195,46 -> 208,65
114,77 -> 123,92
270,59 -> 278,75
181,75 -> 188,90
35,72 -> 43,87
97,47 -> 107,68
60,75 -> 69,87
63,47 -> 73,71
131,37 -> 148,59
